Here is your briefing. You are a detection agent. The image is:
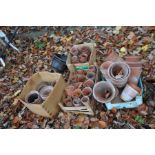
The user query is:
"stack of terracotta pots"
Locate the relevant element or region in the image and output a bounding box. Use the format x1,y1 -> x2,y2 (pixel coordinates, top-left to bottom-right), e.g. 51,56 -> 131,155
98,52 -> 142,103
70,46 -> 91,64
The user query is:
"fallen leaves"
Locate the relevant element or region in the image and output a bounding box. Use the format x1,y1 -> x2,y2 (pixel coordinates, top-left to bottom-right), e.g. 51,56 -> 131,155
0,26 -> 155,129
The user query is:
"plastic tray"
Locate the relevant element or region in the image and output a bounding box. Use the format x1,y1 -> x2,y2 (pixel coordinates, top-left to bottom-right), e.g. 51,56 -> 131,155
104,78 -> 143,110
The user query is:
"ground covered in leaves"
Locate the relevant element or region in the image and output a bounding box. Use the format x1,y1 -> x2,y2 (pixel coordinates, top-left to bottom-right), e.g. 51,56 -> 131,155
0,26 -> 155,129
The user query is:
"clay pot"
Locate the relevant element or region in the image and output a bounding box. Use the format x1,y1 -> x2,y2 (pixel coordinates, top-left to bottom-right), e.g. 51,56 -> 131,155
81,46 -> 91,55
128,67 -> 142,84
81,96 -> 90,105
84,79 -> 95,88
82,87 -> 92,97
89,66 -> 96,73
128,82 -> 141,94
77,74 -> 86,82
120,83 -> 141,102
100,61 -> 112,78
126,61 -> 142,68
63,97 -> 73,107
101,61 -> 112,70
73,97 -> 82,107
76,70 -> 85,75
125,56 -> 142,62
108,62 -> 131,88
72,88 -> 81,97
39,85 -> 53,100
72,82 -> 83,89
79,54 -> 88,63
71,47 -> 79,56
65,86 -> 75,96
25,90 -> 42,104
86,72 -> 96,81
71,55 -> 79,63
93,81 -> 116,103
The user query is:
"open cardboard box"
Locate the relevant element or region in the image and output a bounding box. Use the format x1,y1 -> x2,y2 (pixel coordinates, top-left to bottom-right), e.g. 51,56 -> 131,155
66,43 -> 96,72
18,72 -> 65,117
59,65 -> 99,116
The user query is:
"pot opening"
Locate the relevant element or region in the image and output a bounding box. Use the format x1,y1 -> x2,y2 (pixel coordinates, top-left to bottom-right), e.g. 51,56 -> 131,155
27,93 -> 39,103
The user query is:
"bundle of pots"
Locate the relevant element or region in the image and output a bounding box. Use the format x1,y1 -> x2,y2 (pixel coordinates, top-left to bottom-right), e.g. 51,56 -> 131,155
63,66 -> 96,107
93,55 -> 142,104
70,45 -> 91,64
25,81 -> 56,104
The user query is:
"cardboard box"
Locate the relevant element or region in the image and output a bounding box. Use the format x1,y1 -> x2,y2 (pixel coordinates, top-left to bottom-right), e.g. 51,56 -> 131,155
66,43 -> 96,72
19,72 -> 65,117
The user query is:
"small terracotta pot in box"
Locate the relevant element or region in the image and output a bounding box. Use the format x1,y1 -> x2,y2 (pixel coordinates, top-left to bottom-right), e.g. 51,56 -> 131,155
72,88 -> 82,97
79,53 -> 88,63
63,97 -> 73,107
84,79 -> 95,88
82,87 -> 92,97
71,55 -> 79,63
81,46 -> 91,55
71,47 -> 79,56
86,72 -> 96,81
65,85 -> 75,96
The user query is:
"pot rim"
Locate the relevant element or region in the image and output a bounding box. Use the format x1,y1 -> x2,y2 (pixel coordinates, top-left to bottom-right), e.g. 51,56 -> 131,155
93,81 -> 116,103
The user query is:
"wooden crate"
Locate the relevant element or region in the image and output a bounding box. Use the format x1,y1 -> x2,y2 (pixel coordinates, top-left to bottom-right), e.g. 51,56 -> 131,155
66,43 -> 96,72
59,66 -> 99,116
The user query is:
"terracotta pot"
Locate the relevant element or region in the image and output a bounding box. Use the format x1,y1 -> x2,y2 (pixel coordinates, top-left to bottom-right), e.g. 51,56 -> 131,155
83,79 -> 95,88
82,87 -> 92,97
76,70 -> 85,75
125,55 -> 142,62
63,97 -> 73,107
89,66 -> 96,73
73,97 -> 82,107
71,55 -> 79,63
126,61 -> 142,68
86,72 -> 96,81
100,61 -> 112,79
39,85 -> 53,100
93,81 -> 116,103
100,61 -> 112,70
25,90 -> 42,104
71,47 -> 79,56
72,82 -> 83,89
128,82 -> 141,94
81,96 -> 90,105
72,88 -> 82,97
77,74 -> 86,82
128,67 -> 142,84
65,85 -> 75,96
79,53 -> 88,63
81,46 -> 91,55
108,62 -> 131,88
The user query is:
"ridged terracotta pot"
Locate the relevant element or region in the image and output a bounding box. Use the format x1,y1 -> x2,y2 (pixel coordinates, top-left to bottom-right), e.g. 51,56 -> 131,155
107,62 -> 131,88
